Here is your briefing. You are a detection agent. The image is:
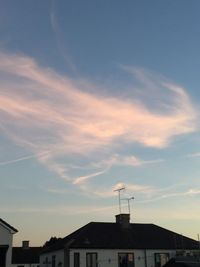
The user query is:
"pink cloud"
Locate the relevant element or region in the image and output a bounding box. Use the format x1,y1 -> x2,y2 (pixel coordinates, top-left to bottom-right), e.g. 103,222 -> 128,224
0,52 -> 197,186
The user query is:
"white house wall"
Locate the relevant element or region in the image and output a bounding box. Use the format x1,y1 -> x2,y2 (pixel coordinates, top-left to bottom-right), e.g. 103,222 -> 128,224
69,248 -> 176,267
69,249 -> 142,267
40,250 -> 64,267
0,223 -> 13,267
40,248 -> 196,267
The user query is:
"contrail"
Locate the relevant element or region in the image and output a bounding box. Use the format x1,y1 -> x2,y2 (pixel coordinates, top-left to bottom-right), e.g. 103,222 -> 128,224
0,151 -> 50,166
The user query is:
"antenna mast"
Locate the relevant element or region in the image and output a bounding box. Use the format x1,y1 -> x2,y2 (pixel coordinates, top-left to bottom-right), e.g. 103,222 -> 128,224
114,186 -> 125,213
122,197 -> 134,214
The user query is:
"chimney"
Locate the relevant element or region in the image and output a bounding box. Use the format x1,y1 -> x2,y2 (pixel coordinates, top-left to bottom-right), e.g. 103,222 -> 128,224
22,240 -> 29,249
115,213 -> 130,228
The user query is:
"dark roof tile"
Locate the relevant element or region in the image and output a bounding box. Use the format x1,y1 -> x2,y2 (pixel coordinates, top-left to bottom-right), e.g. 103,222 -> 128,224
41,222 -> 199,253
12,247 -> 41,264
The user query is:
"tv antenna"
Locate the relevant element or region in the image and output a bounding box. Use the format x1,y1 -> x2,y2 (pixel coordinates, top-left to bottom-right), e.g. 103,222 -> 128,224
122,197 -> 134,214
114,186 -> 125,213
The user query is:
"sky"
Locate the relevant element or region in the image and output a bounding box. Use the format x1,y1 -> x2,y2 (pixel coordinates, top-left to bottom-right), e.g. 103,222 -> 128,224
1,0 -> 200,246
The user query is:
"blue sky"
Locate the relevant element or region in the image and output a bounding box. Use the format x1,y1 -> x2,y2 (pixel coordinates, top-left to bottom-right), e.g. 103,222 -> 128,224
1,0 -> 200,246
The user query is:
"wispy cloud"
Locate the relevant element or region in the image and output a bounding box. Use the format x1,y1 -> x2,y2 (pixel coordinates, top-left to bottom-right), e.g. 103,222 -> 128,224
73,168 -> 109,185
76,181 -> 156,199
137,188 -> 200,203
0,151 -> 50,166
0,155 -> 36,166
73,155 -> 164,185
92,154 -> 164,168
0,51 -> 197,191
91,181 -> 200,202
186,152 -> 200,158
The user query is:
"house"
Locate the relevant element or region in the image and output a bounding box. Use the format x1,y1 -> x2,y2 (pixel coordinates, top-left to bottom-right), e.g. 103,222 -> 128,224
12,241 -> 41,267
0,218 -> 18,267
40,214 -> 199,267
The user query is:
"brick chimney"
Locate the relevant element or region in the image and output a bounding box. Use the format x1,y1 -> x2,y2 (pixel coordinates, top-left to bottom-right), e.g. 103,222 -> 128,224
22,240 -> 29,249
115,214 -> 130,228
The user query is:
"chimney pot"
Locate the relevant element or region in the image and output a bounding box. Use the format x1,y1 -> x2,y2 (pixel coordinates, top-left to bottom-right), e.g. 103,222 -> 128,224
22,240 -> 29,249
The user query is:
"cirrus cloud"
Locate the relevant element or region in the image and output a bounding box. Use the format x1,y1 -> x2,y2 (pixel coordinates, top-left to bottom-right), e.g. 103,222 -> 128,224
0,51 -> 197,188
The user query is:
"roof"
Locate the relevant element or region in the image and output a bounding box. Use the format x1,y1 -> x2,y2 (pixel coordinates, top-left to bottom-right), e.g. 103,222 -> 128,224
41,222 -> 199,253
12,247 -> 41,264
0,218 -> 18,233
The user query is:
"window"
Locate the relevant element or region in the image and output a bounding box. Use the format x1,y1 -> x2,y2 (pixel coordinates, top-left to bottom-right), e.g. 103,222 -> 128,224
86,253 -> 97,267
52,255 -> 56,267
154,253 -> 169,267
0,247 -> 8,267
118,253 -> 134,267
74,253 -> 80,267
44,257 -> 49,267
